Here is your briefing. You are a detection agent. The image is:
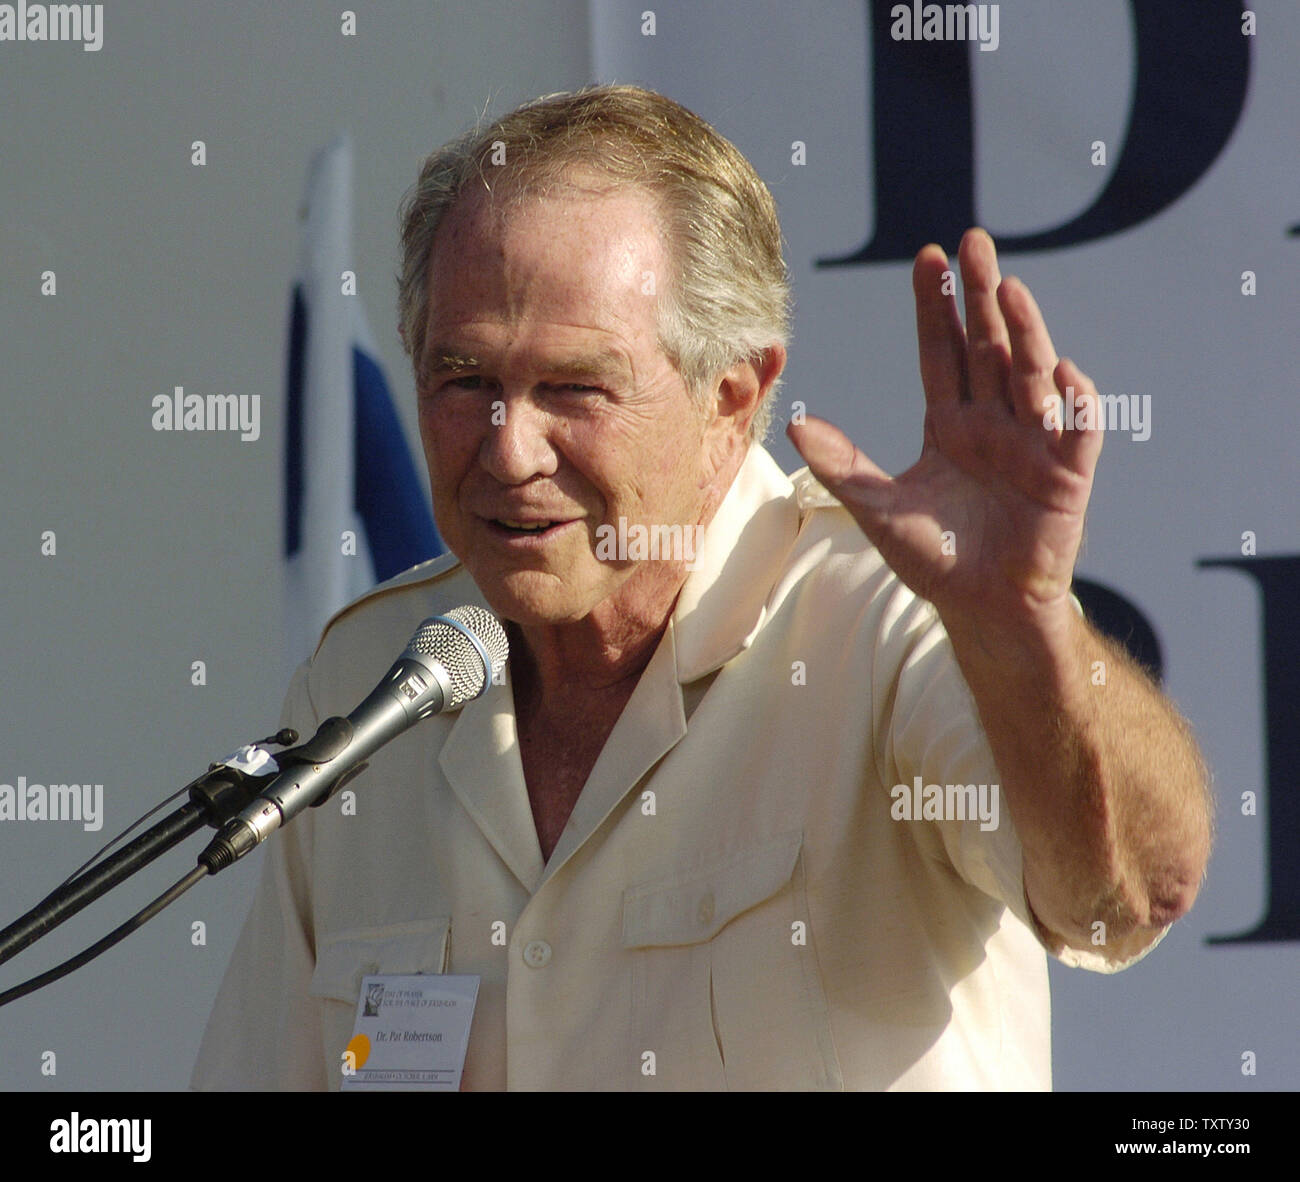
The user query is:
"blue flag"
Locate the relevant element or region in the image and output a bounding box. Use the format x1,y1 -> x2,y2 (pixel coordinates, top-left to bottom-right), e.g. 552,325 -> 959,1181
283,134 -> 441,672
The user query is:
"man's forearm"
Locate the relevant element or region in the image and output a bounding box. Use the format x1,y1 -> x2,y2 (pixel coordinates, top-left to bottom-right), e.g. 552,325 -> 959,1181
944,606 -> 1213,961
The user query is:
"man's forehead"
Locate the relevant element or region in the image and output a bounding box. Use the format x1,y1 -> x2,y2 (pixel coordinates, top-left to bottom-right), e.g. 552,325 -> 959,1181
430,179 -> 666,276
452,166 -> 661,223
423,182 -> 667,354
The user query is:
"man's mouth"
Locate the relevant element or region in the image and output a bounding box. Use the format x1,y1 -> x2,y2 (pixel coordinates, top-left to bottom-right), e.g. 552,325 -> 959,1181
496,519 -> 557,533
486,517 -> 580,541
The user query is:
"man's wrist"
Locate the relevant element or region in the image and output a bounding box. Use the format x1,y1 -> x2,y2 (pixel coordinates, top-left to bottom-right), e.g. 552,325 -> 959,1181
940,594 -> 1091,709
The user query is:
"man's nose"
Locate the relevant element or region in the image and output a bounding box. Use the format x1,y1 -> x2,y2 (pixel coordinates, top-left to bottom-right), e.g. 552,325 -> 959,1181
478,392 -> 558,484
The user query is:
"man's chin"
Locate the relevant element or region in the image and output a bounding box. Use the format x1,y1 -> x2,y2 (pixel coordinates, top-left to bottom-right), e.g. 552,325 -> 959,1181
471,567 -> 607,628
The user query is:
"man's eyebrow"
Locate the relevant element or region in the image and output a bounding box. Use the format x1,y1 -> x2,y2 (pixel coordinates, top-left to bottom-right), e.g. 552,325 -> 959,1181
426,350 -> 480,373
541,352 -> 630,381
422,347 -> 630,381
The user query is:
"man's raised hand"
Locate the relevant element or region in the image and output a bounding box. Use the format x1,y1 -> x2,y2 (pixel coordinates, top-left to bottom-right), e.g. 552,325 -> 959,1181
788,227 -> 1103,640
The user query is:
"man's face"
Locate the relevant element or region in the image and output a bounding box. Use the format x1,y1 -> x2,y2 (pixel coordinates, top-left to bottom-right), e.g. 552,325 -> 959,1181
416,179 -> 732,629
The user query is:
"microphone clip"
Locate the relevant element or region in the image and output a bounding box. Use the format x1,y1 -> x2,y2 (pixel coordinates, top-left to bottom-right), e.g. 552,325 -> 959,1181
273,716 -> 369,808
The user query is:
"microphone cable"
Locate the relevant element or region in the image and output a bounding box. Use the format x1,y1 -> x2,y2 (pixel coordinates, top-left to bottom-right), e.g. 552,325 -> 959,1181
0,864 -> 210,1008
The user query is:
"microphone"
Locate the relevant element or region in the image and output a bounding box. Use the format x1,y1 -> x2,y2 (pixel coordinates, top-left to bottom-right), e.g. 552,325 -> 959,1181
200,605 -> 508,872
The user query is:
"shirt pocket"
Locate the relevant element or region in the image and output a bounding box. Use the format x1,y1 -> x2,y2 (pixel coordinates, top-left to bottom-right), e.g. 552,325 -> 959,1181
622,832 -> 841,1090
309,918 -> 452,1089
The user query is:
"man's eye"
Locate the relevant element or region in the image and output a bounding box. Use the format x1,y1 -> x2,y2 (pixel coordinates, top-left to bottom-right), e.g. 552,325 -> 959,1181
444,375 -> 485,391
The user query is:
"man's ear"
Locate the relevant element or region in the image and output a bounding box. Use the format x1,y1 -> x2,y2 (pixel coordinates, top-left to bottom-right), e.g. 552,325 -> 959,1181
710,344 -> 788,439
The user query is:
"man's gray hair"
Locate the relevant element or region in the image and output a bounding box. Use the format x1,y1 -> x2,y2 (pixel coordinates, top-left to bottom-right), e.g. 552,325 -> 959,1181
397,84 -> 791,442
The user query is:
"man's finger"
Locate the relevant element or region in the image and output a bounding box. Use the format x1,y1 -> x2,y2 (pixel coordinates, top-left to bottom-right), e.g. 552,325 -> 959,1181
787,415 -> 894,515
958,228 -> 1012,410
1053,358 -> 1105,478
997,275 -> 1059,424
913,244 -> 967,410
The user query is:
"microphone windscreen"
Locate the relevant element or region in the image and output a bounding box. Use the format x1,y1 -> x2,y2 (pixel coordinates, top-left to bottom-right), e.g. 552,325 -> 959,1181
405,606 -> 509,709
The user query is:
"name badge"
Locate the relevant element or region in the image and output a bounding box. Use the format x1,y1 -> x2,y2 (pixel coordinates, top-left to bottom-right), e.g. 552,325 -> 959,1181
341,973 -> 479,1091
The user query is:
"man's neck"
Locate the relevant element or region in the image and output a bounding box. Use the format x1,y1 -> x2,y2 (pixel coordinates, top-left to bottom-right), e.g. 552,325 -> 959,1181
506,584 -> 677,721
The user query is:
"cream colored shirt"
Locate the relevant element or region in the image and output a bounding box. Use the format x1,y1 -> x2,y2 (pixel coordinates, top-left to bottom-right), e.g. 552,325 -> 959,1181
192,444 -> 1145,1091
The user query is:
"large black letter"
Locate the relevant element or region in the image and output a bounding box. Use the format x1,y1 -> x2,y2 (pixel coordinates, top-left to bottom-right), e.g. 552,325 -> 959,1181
1200,556 -> 1300,944
820,0 -> 1250,264
1072,578 -> 1163,683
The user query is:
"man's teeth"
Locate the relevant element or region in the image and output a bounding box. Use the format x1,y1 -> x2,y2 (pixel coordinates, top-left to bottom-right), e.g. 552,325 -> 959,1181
500,519 -> 552,531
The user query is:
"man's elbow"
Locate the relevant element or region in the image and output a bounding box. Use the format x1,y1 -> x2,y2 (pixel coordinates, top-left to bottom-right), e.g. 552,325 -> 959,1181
1114,756 -> 1214,935
1144,776 -> 1214,928
1141,842 -> 1211,930
1032,842 -> 1210,955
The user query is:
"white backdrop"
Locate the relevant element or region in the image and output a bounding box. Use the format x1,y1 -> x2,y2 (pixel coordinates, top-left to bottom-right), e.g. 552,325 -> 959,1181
0,0 -> 1294,1092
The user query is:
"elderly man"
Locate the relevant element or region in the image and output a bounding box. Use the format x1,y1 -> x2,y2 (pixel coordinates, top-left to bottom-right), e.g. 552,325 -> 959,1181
193,84 -> 1211,1090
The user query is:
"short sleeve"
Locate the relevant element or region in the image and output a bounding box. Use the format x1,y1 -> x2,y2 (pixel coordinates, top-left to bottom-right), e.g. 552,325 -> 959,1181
876,591 -> 1169,974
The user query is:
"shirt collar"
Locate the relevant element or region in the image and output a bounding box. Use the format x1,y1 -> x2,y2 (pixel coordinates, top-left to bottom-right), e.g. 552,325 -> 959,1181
671,443 -> 802,684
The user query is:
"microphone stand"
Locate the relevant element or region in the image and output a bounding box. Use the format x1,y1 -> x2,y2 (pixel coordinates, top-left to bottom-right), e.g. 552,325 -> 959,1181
0,733 -> 295,968
1,606 -> 507,998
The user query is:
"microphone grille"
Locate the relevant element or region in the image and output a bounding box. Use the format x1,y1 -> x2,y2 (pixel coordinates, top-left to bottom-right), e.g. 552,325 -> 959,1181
406,605 -> 509,709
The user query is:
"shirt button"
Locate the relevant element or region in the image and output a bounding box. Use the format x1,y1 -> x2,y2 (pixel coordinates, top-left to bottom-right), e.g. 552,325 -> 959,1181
697,893 -> 715,926
523,939 -> 552,968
